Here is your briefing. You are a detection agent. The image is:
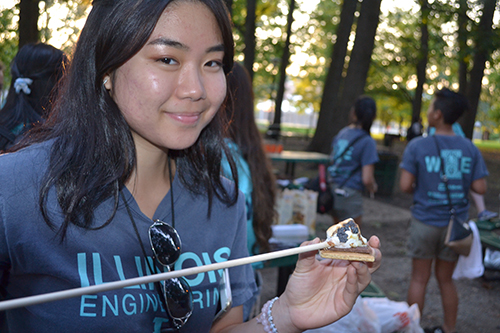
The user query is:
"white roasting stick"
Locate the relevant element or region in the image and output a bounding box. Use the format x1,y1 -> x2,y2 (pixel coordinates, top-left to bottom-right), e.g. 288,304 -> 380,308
0,240 -> 331,311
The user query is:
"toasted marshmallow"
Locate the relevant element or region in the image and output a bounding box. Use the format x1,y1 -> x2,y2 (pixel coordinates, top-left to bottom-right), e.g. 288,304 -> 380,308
326,218 -> 367,248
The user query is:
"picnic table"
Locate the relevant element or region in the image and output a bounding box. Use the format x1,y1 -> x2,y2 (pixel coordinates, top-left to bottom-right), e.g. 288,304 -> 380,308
268,150 -> 330,178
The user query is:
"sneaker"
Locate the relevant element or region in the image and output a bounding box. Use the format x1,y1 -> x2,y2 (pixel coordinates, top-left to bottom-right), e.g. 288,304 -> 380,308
478,209 -> 498,221
424,327 -> 444,333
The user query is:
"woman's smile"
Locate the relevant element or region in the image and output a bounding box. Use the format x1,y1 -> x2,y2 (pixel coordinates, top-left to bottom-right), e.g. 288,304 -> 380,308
165,111 -> 202,126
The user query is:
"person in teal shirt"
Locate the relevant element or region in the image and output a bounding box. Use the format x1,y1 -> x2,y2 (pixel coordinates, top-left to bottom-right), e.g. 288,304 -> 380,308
221,139 -> 257,259
221,63 -> 277,321
221,63 -> 276,259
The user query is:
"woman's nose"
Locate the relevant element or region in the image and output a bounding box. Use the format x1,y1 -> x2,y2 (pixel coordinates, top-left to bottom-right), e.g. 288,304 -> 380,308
176,65 -> 206,101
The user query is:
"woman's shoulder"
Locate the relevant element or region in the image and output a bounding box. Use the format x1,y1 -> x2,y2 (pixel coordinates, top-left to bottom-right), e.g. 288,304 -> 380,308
0,141 -> 52,178
335,126 -> 357,141
351,129 -> 373,146
338,126 -> 353,136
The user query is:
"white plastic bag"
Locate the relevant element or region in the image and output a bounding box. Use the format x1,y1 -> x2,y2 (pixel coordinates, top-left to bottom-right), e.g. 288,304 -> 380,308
304,296 -> 424,333
275,188 -> 317,235
275,189 -> 294,225
304,296 -> 381,333
363,297 -> 424,333
452,221 -> 484,280
484,248 -> 500,270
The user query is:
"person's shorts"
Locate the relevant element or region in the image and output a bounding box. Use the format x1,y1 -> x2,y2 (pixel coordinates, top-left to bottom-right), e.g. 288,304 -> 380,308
407,217 -> 459,262
331,185 -> 363,221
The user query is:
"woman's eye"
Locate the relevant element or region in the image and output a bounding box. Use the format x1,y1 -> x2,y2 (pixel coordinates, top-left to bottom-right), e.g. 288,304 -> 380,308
205,60 -> 223,69
160,57 -> 178,65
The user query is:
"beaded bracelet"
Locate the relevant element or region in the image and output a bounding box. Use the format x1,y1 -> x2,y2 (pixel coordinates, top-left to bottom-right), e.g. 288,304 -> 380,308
257,296 -> 279,333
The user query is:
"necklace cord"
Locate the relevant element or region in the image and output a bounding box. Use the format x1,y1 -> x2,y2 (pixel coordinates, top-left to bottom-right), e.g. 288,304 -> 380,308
120,155 -> 176,319
122,154 -> 175,259
168,155 -> 175,229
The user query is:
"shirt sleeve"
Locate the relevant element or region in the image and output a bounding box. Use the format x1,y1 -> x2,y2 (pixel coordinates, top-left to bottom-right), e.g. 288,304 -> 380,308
360,137 -> 380,167
471,144 -> 489,181
329,135 -> 338,162
400,140 -> 418,176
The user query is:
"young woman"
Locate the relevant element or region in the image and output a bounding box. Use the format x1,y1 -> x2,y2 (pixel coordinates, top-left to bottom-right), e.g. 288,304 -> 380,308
327,96 -> 379,227
0,0 -> 381,332
221,62 -> 276,320
0,43 -> 67,151
222,62 -> 275,258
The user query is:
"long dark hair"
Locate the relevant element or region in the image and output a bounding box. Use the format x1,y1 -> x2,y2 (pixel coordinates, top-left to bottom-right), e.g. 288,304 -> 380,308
0,43 -> 67,149
225,63 -> 275,253
353,95 -> 377,134
23,0 -> 236,237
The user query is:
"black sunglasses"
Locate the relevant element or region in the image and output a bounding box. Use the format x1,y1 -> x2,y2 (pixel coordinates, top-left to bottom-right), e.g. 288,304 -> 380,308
149,220 -> 193,330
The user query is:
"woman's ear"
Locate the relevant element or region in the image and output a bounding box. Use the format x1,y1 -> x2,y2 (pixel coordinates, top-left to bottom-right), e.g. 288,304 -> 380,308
433,109 -> 444,122
103,75 -> 112,91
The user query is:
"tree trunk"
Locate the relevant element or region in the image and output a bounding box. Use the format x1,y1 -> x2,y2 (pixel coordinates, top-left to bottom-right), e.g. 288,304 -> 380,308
459,0 -> 497,139
18,0 -> 40,47
268,0 -> 295,137
457,0 -> 468,95
411,0 -> 429,124
243,0 -> 257,81
307,0 -> 358,153
328,0 -> 381,152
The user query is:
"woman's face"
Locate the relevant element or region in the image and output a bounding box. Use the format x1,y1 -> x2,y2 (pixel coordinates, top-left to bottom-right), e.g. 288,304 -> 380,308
105,1 -> 226,151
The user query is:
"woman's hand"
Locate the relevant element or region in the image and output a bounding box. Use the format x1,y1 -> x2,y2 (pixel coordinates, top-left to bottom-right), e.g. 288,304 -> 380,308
273,236 -> 382,332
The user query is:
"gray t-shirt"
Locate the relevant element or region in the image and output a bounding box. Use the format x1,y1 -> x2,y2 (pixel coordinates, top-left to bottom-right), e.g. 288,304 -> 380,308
0,141 -> 256,332
400,135 -> 489,227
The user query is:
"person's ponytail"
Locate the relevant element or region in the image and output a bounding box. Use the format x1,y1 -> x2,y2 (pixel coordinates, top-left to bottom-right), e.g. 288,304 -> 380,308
354,96 -> 377,134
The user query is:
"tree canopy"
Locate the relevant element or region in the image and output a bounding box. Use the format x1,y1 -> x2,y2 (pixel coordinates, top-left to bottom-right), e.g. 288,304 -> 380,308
2,0 -> 500,147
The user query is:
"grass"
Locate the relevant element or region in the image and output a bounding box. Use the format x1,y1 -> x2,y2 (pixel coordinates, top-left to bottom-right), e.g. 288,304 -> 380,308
473,139 -> 500,152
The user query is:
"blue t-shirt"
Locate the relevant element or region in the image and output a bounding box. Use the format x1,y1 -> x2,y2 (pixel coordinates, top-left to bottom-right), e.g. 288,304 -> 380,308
327,127 -> 379,191
400,135 -> 488,227
0,141 -> 256,332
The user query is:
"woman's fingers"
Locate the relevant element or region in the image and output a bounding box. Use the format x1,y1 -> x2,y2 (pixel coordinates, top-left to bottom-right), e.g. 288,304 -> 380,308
366,236 -> 382,272
297,238 -> 321,267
